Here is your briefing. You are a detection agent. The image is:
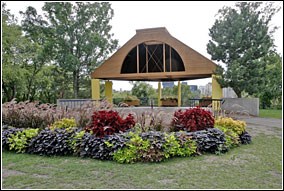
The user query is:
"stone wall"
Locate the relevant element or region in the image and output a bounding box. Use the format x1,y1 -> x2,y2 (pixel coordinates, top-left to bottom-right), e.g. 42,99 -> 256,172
221,98 -> 259,116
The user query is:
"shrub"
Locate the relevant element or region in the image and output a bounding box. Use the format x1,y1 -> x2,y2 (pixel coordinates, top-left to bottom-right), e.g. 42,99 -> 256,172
215,125 -> 240,149
113,130 -> 197,163
215,117 -> 246,135
172,107 -> 214,132
85,110 -> 135,138
163,133 -> 197,158
2,125 -> 23,150
8,128 -> 39,153
70,130 -> 86,155
27,128 -> 75,156
2,99 -> 57,129
49,118 -> 77,132
79,132 -> 130,160
113,132 -> 150,163
239,131 -> 252,144
176,128 -> 227,154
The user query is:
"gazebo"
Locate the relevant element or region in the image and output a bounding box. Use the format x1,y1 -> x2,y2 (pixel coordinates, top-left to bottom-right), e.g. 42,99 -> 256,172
91,27 -> 222,107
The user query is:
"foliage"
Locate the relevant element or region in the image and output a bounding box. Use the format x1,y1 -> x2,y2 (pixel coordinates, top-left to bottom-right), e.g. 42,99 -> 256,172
207,2 -> 280,97
215,125 -> 240,149
163,133 -> 197,159
2,4 -> 29,102
49,118 -> 77,131
2,125 -> 23,150
113,132 -> 151,163
124,95 -> 139,101
179,128 -> 228,154
172,107 -> 214,132
215,117 -> 246,135
131,82 -> 156,100
41,2 -> 118,98
162,84 -> 200,106
2,99 -> 57,129
2,99 -> 113,130
85,110 -> 135,138
27,128 -> 75,156
69,130 -> 86,154
78,131 -> 130,160
134,110 -> 172,132
258,53 -> 282,108
239,131 -> 252,144
8,128 -> 39,153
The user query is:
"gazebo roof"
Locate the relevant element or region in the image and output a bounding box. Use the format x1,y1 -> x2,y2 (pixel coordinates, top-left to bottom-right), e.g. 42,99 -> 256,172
91,27 -> 217,81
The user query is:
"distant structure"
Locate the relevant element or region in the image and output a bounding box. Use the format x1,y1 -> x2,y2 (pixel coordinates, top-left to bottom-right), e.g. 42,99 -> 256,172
162,82 -> 174,88
181,82 -> 188,86
189,85 -> 198,92
222,87 -> 237,98
199,82 -> 212,97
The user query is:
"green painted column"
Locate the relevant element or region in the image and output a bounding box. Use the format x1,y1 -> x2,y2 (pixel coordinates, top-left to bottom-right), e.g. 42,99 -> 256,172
158,82 -> 162,106
91,79 -> 100,100
178,81 -> 181,107
105,80 -> 113,104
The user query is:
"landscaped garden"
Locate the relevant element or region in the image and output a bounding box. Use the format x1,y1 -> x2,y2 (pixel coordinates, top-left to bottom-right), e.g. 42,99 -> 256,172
2,99 -> 251,164
2,99 -> 283,189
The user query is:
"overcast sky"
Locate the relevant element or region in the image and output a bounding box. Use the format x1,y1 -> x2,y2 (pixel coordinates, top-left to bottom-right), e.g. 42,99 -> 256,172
3,1 -> 283,91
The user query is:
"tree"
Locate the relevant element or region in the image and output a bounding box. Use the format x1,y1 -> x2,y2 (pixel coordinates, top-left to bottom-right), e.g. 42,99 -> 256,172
42,2 -> 118,98
2,3 -> 28,102
131,82 -> 156,99
207,2 -> 280,97
259,53 -> 282,108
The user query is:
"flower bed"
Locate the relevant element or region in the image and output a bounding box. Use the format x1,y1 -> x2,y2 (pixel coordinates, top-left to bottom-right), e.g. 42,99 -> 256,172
2,100 -> 252,163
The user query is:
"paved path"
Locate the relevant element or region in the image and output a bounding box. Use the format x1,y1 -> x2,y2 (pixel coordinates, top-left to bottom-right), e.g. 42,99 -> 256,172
232,116 -> 283,138
240,117 -> 282,129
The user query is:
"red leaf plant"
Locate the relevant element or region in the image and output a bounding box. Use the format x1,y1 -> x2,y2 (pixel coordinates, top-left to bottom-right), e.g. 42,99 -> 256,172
85,110 -> 135,138
172,107 -> 214,132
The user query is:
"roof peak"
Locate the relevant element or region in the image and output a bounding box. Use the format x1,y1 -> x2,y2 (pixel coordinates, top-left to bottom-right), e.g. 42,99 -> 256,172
136,27 -> 169,34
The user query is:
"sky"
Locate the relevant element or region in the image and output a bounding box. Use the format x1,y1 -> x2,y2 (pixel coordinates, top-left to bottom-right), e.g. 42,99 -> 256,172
3,1 -> 283,91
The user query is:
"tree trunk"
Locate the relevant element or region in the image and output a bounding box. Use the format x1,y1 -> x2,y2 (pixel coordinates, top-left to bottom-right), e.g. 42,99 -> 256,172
73,70 -> 80,98
234,88 -> 242,98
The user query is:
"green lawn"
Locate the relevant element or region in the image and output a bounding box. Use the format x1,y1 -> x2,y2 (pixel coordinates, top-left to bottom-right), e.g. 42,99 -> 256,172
2,134 -> 282,189
259,109 -> 282,119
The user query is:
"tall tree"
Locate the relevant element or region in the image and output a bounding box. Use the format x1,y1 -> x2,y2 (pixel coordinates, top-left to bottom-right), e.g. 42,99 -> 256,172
20,6 -> 52,101
259,53 -> 282,108
131,82 -> 156,99
42,2 -> 118,98
2,3 -> 27,102
207,2 -> 280,97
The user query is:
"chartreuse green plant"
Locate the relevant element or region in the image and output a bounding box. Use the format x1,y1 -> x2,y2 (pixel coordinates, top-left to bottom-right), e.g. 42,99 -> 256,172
113,132 -> 150,163
49,118 -> 77,132
215,125 -> 240,149
8,128 -> 39,153
163,133 -> 197,158
215,117 -> 246,135
69,130 -> 86,152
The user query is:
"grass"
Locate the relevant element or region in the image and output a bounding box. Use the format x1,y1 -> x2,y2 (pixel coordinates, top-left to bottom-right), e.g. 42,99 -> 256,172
2,134 -> 282,189
259,109 -> 282,119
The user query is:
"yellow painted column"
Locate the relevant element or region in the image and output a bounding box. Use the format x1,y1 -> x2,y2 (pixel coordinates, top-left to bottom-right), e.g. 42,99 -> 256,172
212,74 -> 223,111
105,80 -> 113,104
158,82 -> 162,106
91,79 -> 100,100
178,81 -> 181,107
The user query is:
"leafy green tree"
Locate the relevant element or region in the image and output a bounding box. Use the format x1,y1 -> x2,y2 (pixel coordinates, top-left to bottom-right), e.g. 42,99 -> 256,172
259,53 -> 282,108
2,3 -> 28,102
42,2 -> 118,98
131,82 -> 156,99
207,2 -> 280,97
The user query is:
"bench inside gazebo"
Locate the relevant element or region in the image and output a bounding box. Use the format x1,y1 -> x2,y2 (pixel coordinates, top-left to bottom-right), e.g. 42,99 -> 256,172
91,27 -> 223,108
